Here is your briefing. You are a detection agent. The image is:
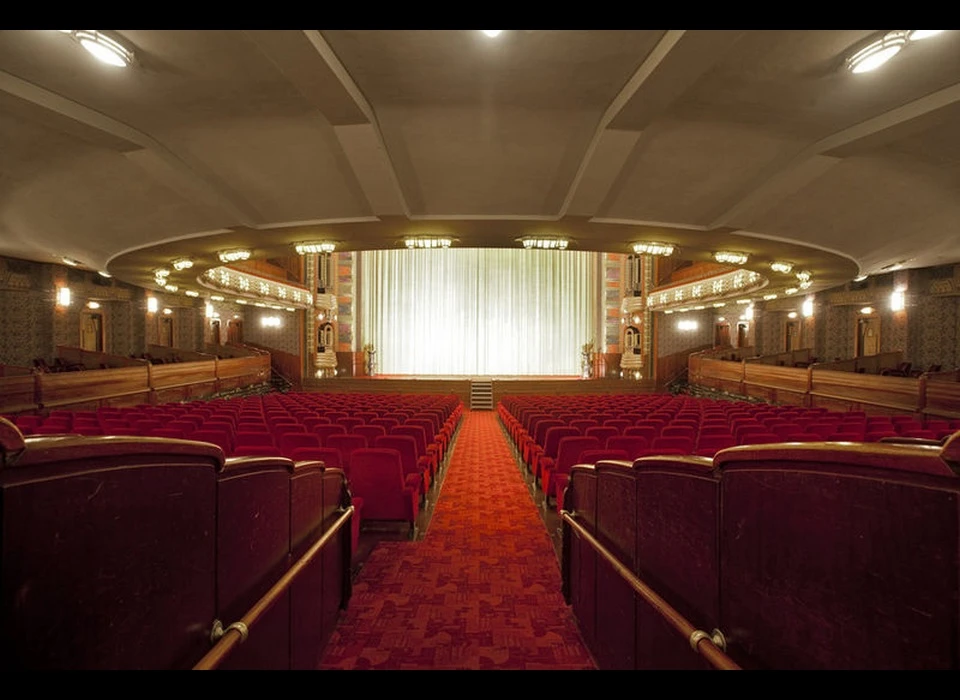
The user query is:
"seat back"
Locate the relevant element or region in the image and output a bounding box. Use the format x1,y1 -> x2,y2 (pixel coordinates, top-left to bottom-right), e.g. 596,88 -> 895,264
215,456 -> 294,670
0,429 -> 222,669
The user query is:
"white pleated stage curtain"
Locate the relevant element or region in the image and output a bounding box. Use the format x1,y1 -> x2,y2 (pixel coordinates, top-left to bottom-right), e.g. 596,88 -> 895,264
359,248 -> 598,376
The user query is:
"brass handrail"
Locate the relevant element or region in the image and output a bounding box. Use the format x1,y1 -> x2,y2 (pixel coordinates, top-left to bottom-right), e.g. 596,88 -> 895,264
561,510 -> 741,671
193,505 -> 354,670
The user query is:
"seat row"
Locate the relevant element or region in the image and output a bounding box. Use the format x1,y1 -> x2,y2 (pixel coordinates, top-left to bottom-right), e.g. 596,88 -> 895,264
0,417 -> 355,670
561,434 -> 960,669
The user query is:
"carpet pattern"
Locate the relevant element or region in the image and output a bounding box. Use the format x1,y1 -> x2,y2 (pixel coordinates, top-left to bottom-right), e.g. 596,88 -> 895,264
318,410 -> 597,670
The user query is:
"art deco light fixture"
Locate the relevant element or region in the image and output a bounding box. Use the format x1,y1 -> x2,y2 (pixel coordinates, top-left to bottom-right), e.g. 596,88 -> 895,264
632,241 -> 675,256
519,236 -> 568,250
845,31 -> 909,74
218,249 -> 251,263
295,241 -> 337,255
714,251 -> 749,265
405,236 -> 453,249
770,261 -> 794,274
171,257 -> 194,271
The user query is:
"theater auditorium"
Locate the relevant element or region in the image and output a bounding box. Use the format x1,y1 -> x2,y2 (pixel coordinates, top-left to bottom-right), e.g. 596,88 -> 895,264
1,30 -> 959,670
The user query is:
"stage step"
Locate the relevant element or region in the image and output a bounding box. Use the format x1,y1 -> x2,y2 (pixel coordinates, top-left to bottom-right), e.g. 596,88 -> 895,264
470,379 -> 494,410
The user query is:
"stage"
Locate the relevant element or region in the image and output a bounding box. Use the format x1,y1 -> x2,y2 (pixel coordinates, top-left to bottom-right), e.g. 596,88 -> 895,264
301,374 -> 656,406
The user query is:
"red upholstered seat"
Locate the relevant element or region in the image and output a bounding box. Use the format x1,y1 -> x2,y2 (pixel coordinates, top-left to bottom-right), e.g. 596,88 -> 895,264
542,435 -> 602,505
374,434 -> 431,498
347,448 -> 419,537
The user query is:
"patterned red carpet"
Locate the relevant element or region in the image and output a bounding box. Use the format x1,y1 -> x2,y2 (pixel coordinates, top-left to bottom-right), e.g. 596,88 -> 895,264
318,410 -> 597,670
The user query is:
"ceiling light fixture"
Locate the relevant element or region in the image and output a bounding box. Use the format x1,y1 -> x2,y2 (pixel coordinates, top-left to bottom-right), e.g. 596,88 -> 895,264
519,236 -> 568,250
171,257 -> 194,271
908,30 -> 944,41
632,241 -> 675,256
97,270 -> 112,278
86,301 -> 101,310
295,241 -> 337,255
61,257 -> 79,266
480,30 -> 503,38
770,261 -> 794,274
184,290 -> 200,298
714,251 -> 749,265
163,284 -> 179,293
218,249 -> 251,263
854,274 -> 869,282
845,31 -> 908,74
61,31 -> 135,68
405,236 -> 453,249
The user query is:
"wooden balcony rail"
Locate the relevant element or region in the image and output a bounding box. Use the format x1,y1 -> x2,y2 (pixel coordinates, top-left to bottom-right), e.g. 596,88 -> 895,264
561,510 -> 740,671
192,505 -> 354,671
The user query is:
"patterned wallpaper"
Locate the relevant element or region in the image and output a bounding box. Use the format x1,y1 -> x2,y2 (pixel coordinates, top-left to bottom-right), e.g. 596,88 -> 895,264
656,309 -> 715,358
243,308 -> 302,355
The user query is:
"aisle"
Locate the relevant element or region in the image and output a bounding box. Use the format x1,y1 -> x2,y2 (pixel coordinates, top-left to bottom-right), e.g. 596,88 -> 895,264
318,410 -> 596,670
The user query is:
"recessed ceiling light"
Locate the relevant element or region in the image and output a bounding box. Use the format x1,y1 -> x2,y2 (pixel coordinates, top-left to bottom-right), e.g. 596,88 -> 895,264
908,30 -> 944,41
97,270 -> 112,278
61,257 -> 80,266
70,31 -> 135,68
854,274 -> 868,282
846,31 -> 908,74
480,30 -> 502,38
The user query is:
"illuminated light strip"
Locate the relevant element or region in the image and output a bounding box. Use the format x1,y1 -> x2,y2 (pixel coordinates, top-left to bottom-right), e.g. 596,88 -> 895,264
630,268 -> 768,314
198,265 -> 314,309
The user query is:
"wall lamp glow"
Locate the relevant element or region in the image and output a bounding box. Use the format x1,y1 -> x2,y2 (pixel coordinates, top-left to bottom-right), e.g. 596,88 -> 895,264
147,297 -> 158,314
56,287 -> 71,307
802,298 -> 814,318
890,288 -> 906,312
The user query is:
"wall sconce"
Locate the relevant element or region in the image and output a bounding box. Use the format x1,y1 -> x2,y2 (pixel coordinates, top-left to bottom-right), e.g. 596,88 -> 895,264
205,303 -> 213,319
86,301 -> 101,310
860,306 -> 875,315
56,287 -> 71,307
787,311 -> 798,319
162,308 -> 173,316
890,288 -> 905,312
744,304 -> 754,320
147,297 -> 158,314
801,298 -> 814,318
